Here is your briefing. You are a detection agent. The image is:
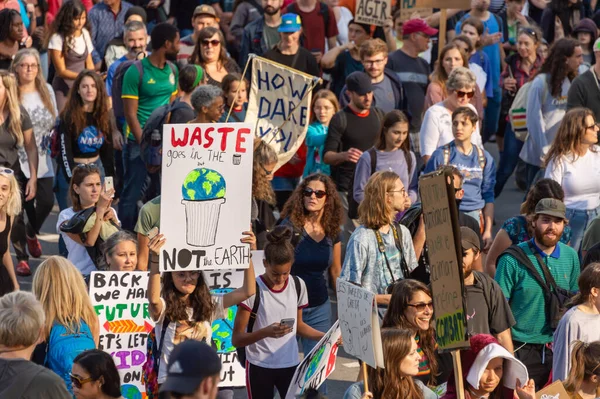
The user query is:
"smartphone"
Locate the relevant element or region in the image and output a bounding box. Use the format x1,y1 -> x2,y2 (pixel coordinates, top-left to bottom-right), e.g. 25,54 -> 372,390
147,227 -> 159,239
104,176 -> 114,193
280,318 -> 295,329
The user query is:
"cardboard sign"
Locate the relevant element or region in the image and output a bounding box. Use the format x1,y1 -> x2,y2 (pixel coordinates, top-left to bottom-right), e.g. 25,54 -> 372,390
355,0 -> 391,26
160,122 -> 254,272
246,56 -> 317,171
419,169 -> 469,351
399,0 -> 433,22
90,272 -> 153,399
286,321 -> 341,398
536,381 -> 570,399
336,279 -> 384,368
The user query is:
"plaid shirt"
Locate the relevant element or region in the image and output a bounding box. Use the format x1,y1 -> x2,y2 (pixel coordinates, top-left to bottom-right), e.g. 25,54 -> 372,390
500,53 -> 543,92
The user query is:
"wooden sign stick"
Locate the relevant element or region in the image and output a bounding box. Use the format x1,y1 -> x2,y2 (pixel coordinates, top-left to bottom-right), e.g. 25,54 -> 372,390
362,362 -> 369,393
451,350 -> 466,399
438,8 -> 447,57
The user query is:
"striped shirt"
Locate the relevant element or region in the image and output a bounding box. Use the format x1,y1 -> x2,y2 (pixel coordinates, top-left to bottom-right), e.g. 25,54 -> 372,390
495,240 -> 580,344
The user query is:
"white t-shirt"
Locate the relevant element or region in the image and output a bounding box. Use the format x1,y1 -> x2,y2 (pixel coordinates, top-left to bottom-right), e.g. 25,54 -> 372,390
48,29 -> 94,55
18,85 -> 58,179
545,146 -> 600,210
240,276 -> 309,369
419,102 -> 483,157
56,206 -> 118,276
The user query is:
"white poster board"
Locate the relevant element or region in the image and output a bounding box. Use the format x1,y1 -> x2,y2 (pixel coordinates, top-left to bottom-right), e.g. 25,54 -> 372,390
246,56 -> 317,170
160,122 -> 254,272
90,272 -> 153,399
286,321 -> 341,398
336,279 -> 384,369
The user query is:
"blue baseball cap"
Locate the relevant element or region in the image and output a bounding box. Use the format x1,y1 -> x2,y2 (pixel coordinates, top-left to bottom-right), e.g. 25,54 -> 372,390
279,13 -> 302,33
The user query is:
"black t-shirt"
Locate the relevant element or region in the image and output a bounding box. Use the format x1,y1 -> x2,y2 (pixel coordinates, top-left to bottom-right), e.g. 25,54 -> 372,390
170,101 -> 196,124
0,106 -> 32,169
324,106 -> 383,192
0,358 -> 71,399
465,271 -> 516,336
263,46 -> 321,79
325,50 -> 364,97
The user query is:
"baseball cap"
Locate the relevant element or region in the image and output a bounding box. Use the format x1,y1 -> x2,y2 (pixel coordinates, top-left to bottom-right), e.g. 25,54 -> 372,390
159,340 -> 221,395
346,71 -> 373,95
535,198 -> 567,220
403,18 -> 438,36
460,226 -> 481,252
594,37 -> 600,52
279,13 -> 302,33
193,4 -> 218,19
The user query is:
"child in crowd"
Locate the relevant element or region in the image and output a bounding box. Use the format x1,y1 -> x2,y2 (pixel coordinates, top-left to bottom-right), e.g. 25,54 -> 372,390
304,89 -> 339,177
219,73 -> 248,122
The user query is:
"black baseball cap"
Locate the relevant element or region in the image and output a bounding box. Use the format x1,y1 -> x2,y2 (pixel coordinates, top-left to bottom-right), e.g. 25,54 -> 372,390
346,71 -> 373,95
159,340 -> 221,395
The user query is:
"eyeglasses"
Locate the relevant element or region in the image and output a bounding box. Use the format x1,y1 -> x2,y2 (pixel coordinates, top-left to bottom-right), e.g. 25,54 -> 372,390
260,164 -> 273,176
0,168 -> 14,175
407,301 -> 433,312
18,63 -> 39,70
455,90 -> 475,99
363,59 -> 386,66
585,123 -> 599,130
70,374 -> 94,389
388,188 -> 407,196
201,39 -> 221,47
303,188 -> 327,199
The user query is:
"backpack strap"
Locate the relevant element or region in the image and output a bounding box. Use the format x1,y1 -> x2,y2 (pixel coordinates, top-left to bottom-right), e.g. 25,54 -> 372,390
443,144 -> 451,165
292,275 -> 301,302
526,241 -> 562,293
499,245 -> 552,294
155,315 -> 170,367
368,147 -> 377,175
475,145 -> 486,170
134,60 -> 144,92
247,282 -> 261,333
391,223 -> 411,279
319,2 -> 330,35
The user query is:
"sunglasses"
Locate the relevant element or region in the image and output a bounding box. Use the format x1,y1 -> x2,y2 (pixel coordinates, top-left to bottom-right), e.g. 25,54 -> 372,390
456,90 -> 475,99
303,188 -> 327,199
201,39 -> 221,47
70,373 -> 94,389
74,162 -> 98,170
0,168 -> 14,175
407,301 -> 433,312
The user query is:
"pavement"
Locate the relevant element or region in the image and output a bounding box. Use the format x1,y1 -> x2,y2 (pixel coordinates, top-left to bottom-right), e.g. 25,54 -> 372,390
14,143 -> 525,398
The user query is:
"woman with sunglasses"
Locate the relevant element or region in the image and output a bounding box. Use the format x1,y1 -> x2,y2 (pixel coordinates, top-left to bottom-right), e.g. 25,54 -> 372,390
71,349 -> 122,399
252,139 -> 278,249
544,107 -> 600,252
494,26 -> 542,198
420,67 -> 482,165
278,174 -> 343,360
0,168 -> 22,296
189,26 -> 241,87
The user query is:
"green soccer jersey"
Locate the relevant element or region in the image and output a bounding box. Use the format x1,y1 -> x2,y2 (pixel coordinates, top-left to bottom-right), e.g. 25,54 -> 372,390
495,240 -> 580,344
121,58 -> 178,140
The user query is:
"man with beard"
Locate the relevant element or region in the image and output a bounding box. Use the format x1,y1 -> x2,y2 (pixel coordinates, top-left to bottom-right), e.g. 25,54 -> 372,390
495,198 -> 580,389
239,0 -> 283,68
119,22 -> 180,231
460,226 -> 515,352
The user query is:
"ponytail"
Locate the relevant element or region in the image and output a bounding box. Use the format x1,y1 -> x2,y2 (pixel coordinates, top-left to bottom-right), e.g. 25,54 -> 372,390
564,341 -> 600,393
566,263 -> 600,309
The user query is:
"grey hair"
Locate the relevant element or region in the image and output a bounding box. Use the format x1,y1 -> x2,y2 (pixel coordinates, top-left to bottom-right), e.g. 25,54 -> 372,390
446,66 -> 477,92
100,230 -> 138,270
0,291 -> 45,348
191,85 -> 223,112
124,20 -> 147,34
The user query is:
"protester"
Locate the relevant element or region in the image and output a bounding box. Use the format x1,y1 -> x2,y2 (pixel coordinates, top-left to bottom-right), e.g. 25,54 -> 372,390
420,67 -> 482,164
219,72 -> 247,122
10,48 -> 57,264
583,244 -> 600,267
486,178 -> 572,276
48,0 -> 95,111
553,263 -> 600,381
239,0 -> 283,68
133,195 -> 159,271
0,9 -> 27,71
99,230 -> 137,271
573,18 -> 597,74
31,256 -> 99,394
0,291 -> 71,398
168,64 -> 204,124
499,0 -> 534,56
459,18 -> 493,104
102,6 -> 147,69
582,214 -> 600,259
189,85 -> 225,123
71,349 -> 122,399
519,38 -> 582,190
279,173 -> 343,356
105,20 -> 147,97
87,0 -> 132,62
230,0 -> 262,54
495,198 -> 581,389
562,341 -> 600,399
353,110 -> 417,205
158,340 -> 222,399
343,328 -> 438,399
304,89 -> 339,177
0,168 -> 21,295
341,171 -> 418,318
541,0 -> 591,44
189,27 -> 240,87
178,5 -> 220,66
424,107 -> 495,248
568,38 -> 600,120
251,140 -> 278,249
544,107 -> 600,251
232,226 -> 325,398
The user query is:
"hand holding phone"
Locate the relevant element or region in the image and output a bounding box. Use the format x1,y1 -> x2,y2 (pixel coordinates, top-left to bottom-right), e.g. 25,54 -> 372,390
280,318 -> 295,329
104,176 -> 114,196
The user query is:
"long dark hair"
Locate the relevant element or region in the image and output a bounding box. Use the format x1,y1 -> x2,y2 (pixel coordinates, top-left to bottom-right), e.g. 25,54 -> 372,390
46,0 -> 89,54
69,164 -> 102,211
521,178 -> 565,215
280,173 -> 343,240
0,9 -> 21,43
567,263 -> 600,308
538,38 -> 580,97
73,350 -> 121,397
376,110 -> 413,173
61,70 -> 112,142
162,270 -> 215,324
189,27 -> 230,67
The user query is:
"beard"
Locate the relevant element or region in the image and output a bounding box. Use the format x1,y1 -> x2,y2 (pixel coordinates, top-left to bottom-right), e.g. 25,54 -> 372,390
165,51 -> 178,61
264,6 -> 280,15
533,225 -> 562,247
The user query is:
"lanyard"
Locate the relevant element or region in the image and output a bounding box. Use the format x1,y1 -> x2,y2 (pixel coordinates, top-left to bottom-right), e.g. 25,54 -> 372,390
373,224 -> 410,283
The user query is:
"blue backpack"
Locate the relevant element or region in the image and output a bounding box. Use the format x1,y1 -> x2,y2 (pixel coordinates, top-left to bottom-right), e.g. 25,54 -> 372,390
45,321 -> 95,394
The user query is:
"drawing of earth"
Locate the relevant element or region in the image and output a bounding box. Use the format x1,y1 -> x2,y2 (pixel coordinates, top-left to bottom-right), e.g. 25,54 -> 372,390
121,384 -> 141,399
305,344 -> 326,383
182,168 -> 226,200
211,288 -> 237,353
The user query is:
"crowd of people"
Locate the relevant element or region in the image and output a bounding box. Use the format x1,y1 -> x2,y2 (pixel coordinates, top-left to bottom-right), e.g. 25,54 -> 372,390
2,0 -> 600,398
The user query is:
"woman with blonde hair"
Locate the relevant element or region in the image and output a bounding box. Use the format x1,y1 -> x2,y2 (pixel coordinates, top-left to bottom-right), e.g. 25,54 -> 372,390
252,140 -> 278,249
544,107 -> 600,251
0,168 -> 22,296
9,48 -> 58,272
340,171 -> 418,319
32,255 -> 99,393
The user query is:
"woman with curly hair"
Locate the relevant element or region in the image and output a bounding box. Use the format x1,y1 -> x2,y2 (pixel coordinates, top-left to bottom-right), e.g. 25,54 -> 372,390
279,173 -> 343,359
189,27 -> 241,87
47,0 -> 95,111
147,230 -> 256,391
252,139 -> 278,249
519,38 -> 582,191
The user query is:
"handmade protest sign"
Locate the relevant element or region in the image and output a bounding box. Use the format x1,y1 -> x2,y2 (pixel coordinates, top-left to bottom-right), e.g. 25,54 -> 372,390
246,56 -> 318,170
160,122 -> 254,272
286,321 -> 341,398
536,381 -> 570,399
355,0 -> 390,26
399,0 -> 432,22
419,168 -> 469,351
90,272 -> 153,399
336,278 -> 384,369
